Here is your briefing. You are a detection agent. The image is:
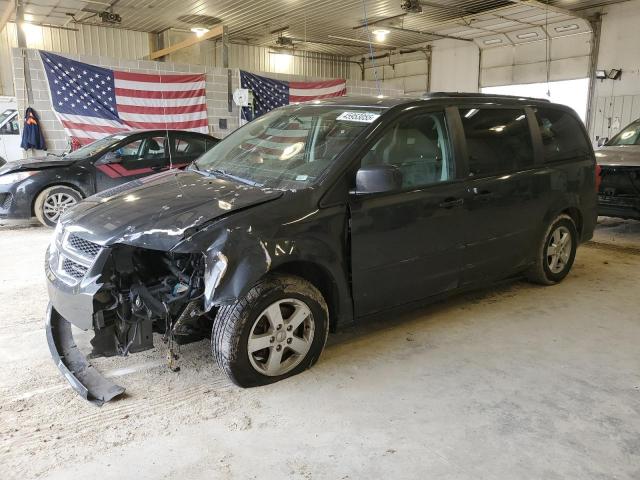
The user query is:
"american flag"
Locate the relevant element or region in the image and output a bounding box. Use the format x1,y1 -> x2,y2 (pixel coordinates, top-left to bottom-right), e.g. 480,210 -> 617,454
240,70 -> 346,121
40,51 -> 209,145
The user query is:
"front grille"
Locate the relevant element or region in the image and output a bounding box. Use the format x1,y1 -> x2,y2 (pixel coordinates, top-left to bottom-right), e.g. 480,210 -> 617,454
61,258 -> 89,279
67,234 -> 101,259
0,193 -> 11,210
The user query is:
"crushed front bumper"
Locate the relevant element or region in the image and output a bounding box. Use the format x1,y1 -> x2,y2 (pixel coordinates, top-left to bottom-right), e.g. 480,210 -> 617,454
45,303 -> 125,406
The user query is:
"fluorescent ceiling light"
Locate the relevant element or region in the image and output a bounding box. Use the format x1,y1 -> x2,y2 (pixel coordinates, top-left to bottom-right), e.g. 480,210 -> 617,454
372,29 -> 390,42
191,27 -> 209,37
483,38 -> 503,45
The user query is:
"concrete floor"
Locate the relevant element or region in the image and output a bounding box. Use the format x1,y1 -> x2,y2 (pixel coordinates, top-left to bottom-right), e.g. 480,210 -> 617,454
1,219 -> 639,480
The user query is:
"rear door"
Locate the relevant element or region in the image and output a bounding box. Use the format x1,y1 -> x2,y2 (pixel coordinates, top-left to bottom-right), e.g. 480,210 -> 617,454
94,133 -> 170,191
457,106 -> 544,285
169,132 -> 216,168
349,107 -> 468,316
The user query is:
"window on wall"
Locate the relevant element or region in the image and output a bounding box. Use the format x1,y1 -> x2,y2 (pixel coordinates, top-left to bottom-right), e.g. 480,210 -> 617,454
482,78 -> 589,122
460,108 -> 534,177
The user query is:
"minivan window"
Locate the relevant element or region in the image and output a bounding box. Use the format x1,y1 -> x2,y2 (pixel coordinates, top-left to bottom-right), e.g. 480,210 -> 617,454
460,108 -> 534,176
534,108 -> 591,162
195,105 -> 384,190
361,111 -> 453,189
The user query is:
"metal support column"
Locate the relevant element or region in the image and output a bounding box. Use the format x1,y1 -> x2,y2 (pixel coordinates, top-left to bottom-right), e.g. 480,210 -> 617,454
16,0 -> 33,105
585,14 -> 603,138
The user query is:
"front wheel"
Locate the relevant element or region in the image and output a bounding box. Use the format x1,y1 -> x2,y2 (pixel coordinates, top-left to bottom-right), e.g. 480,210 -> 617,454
212,274 -> 329,387
526,214 -> 578,285
34,185 -> 82,227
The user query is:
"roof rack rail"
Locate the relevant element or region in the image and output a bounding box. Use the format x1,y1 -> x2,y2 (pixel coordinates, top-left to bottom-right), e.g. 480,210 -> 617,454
421,92 -> 551,103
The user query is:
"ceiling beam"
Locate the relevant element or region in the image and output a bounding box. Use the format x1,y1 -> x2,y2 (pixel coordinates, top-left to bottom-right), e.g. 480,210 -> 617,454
0,0 -> 15,34
149,24 -> 224,60
507,1 -> 592,21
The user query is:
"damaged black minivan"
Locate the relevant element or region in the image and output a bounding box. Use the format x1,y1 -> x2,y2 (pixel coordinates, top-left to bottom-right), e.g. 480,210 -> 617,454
45,94 -> 598,404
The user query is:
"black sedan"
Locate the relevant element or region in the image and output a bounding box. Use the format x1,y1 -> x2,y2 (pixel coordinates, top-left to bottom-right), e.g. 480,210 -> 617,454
0,129 -> 218,226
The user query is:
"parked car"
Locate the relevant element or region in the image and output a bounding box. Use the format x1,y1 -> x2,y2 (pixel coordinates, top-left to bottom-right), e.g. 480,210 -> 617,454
45,94 -> 597,404
0,129 -> 218,226
0,108 -> 20,165
596,118 -> 640,220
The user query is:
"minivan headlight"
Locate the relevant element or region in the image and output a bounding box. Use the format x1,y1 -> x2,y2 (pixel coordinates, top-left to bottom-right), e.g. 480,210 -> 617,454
0,171 -> 39,185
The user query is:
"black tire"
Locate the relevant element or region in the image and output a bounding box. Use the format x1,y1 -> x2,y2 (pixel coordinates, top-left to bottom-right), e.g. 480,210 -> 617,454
34,185 -> 83,227
212,274 -> 329,387
526,214 -> 578,285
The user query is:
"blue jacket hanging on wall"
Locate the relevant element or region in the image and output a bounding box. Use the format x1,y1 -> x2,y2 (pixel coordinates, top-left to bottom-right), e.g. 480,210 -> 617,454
20,107 -> 47,151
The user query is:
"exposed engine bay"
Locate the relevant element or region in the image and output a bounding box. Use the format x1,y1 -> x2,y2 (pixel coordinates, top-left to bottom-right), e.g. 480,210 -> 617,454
90,247 -> 212,366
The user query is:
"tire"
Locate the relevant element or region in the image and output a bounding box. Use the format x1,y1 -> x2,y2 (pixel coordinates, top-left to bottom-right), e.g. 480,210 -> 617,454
212,274 -> 329,387
34,185 -> 83,227
526,214 -> 578,285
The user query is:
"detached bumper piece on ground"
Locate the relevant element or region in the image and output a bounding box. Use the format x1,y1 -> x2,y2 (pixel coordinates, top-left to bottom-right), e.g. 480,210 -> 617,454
46,304 -> 125,406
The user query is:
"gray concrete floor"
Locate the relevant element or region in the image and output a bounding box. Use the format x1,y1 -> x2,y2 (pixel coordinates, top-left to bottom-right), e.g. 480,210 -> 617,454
1,219 -> 639,480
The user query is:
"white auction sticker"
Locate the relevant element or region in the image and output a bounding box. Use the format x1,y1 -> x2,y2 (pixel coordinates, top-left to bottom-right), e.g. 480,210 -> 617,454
336,111 -> 381,123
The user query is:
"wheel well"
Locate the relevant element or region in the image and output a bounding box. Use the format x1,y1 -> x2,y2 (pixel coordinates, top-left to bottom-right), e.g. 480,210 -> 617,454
31,183 -> 86,216
561,207 -> 583,237
271,261 -> 340,332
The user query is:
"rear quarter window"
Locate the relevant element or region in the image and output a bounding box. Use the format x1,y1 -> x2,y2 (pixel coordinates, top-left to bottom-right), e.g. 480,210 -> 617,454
534,108 -> 590,163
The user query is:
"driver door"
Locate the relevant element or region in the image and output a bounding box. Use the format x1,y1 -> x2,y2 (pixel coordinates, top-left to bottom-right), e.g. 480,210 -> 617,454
349,108 -> 468,317
94,133 -> 170,191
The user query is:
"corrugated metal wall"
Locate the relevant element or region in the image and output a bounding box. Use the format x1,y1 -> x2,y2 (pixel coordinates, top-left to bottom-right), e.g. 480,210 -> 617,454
591,95 -> 640,142
0,23 -> 151,96
3,22 -> 150,59
224,44 -> 353,79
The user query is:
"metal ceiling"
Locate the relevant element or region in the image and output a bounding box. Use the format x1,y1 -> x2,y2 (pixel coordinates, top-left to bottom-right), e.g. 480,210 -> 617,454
2,0 -> 632,56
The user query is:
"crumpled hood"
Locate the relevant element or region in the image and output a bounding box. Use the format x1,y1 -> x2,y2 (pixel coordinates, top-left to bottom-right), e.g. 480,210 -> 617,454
0,155 -> 75,175
62,169 -> 283,250
596,146 -> 640,167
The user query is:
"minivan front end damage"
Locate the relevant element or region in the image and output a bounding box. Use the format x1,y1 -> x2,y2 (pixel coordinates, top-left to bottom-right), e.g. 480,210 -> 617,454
45,224 -> 225,405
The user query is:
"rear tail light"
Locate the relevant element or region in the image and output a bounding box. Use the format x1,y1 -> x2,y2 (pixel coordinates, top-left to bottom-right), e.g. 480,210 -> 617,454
595,164 -> 602,192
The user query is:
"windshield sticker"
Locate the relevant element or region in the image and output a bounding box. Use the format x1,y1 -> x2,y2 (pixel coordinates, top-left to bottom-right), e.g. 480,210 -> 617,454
336,111 -> 380,123
295,175 -> 309,181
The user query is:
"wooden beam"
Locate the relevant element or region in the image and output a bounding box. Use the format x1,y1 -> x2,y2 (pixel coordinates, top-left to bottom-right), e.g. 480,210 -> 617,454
508,1 -> 591,21
149,24 -> 224,60
0,0 -> 15,34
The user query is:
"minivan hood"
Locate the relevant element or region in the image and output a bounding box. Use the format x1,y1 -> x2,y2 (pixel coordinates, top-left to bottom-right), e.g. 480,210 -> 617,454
596,146 -> 640,167
0,155 -> 75,175
62,170 -> 283,250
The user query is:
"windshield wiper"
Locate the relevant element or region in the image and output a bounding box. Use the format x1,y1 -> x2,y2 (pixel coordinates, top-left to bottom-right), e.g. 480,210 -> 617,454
210,169 -> 263,187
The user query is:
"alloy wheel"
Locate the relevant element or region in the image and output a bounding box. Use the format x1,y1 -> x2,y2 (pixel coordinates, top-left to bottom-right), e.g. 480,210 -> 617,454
546,225 -> 572,274
43,192 -> 78,222
247,298 -> 315,377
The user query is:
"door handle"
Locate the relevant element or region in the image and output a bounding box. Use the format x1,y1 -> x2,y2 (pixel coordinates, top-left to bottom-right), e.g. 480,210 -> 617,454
438,198 -> 464,209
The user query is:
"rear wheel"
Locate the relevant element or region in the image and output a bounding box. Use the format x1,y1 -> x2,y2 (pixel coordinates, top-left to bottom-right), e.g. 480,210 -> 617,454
526,214 -> 578,285
212,274 -> 329,387
34,185 -> 82,227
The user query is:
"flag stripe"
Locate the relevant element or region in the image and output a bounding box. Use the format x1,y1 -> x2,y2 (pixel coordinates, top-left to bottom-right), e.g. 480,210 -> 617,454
118,111 -> 208,123
116,103 -> 208,115
122,118 -> 208,130
290,89 -> 347,102
113,71 -> 205,83
115,96 -> 206,108
114,87 -> 206,99
61,120 -> 127,135
57,112 -> 125,128
289,79 -> 346,89
114,78 -> 206,92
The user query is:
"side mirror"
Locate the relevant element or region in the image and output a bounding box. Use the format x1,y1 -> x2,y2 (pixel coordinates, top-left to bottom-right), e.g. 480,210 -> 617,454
353,165 -> 402,195
597,137 -> 609,147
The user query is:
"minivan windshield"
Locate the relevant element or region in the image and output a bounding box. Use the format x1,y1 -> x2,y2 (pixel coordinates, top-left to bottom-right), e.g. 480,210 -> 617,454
65,133 -> 128,159
194,105 -> 384,189
607,120 -> 640,146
